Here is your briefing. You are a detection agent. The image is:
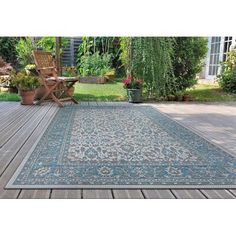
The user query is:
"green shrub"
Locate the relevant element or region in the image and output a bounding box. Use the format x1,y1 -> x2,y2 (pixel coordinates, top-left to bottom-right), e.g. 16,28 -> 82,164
172,37 -> 208,91
79,52 -> 112,76
218,47 -> 236,93
16,38 -> 34,67
0,37 -> 18,65
218,68 -> 236,93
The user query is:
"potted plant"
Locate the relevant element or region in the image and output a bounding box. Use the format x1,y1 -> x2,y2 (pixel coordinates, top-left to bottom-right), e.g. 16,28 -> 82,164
12,72 -> 39,105
123,75 -> 143,103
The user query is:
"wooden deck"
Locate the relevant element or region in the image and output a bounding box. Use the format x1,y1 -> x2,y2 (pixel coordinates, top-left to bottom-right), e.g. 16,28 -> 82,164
0,101 -> 236,199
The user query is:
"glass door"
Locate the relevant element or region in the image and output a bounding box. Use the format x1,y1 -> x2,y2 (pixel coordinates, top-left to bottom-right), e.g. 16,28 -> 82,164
208,37 -> 221,77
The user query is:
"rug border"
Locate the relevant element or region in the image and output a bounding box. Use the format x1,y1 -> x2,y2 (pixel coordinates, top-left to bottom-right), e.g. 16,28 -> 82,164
6,103 -> 236,190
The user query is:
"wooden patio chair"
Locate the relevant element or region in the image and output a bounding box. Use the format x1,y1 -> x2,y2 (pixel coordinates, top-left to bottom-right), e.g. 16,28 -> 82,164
32,50 -> 79,107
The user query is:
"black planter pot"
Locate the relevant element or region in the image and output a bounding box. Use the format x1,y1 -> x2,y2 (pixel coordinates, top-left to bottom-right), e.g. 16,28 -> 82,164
127,89 -> 142,103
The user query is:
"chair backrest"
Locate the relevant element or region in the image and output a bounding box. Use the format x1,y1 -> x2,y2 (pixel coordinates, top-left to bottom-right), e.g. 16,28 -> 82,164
32,50 -> 57,77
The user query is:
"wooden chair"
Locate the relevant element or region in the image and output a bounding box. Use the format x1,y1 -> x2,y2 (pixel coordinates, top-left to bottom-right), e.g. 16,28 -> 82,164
32,50 -> 79,107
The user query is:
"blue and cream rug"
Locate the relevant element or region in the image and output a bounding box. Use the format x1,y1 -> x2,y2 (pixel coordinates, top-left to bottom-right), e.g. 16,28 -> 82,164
6,104 -> 236,189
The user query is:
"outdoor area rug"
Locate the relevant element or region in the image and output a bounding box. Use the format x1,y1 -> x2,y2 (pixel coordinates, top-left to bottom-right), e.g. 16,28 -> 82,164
6,104 -> 236,189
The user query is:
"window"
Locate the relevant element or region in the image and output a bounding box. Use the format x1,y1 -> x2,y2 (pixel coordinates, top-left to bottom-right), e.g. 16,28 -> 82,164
208,37 -> 221,76
223,37 -> 233,62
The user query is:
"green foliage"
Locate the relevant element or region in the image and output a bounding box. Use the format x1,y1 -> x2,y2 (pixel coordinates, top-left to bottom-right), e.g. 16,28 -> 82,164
15,38 -> 34,67
218,69 -> 236,93
79,52 -> 112,76
131,37 -> 176,98
218,47 -> 236,93
77,37 -> 122,75
119,37 -> 131,74
0,37 -> 18,65
128,37 -> 208,98
37,37 -> 68,53
15,37 -> 69,68
172,37 -> 208,91
11,71 -> 39,90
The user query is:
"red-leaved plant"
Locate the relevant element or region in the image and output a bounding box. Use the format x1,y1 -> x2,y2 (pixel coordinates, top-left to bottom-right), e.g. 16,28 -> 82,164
122,75 -> 143,89
0,57 -> 13,75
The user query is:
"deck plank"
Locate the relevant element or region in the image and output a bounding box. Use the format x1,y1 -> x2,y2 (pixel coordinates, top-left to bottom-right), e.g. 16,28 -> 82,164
0,105 -> 32,131
51,190 -> 82,199
228,189 -> 236,197
0,106 -> 39,147
0,102 -> 21,116
0,102 -> 17,110
142,189 -> 176,199
0,104 -> 58,199
112,190 -> 144,199
18,189 -> 51,199
0,106 -> 50,175
171,189 -> 207,199
200,189 -> 236,199
83,189 -> 113,199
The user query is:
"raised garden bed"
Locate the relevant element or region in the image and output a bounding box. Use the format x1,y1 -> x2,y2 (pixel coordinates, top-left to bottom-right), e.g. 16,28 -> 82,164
79,76 -> 107,84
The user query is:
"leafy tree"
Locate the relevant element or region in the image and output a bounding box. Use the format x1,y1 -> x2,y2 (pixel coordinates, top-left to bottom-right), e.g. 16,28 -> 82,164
172,37 -> 208,91
0,37 -> 19,65
37,37 -> 69,53
131,37 -> 176,98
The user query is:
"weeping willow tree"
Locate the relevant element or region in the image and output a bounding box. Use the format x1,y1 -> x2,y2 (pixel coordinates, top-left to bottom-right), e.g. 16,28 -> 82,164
130,37 -> 177,98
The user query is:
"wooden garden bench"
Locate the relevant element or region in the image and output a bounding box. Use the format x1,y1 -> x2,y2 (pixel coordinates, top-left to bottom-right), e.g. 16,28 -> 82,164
32,50 -> 79,107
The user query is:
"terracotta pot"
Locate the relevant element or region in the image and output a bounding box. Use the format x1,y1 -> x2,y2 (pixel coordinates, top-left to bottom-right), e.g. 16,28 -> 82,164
67,86 -> 75,97
182,94 -> 192,102
19,90 -> 35,105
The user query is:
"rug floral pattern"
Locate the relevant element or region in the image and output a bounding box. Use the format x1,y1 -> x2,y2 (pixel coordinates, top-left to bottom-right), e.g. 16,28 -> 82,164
7,104 -> 236,188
